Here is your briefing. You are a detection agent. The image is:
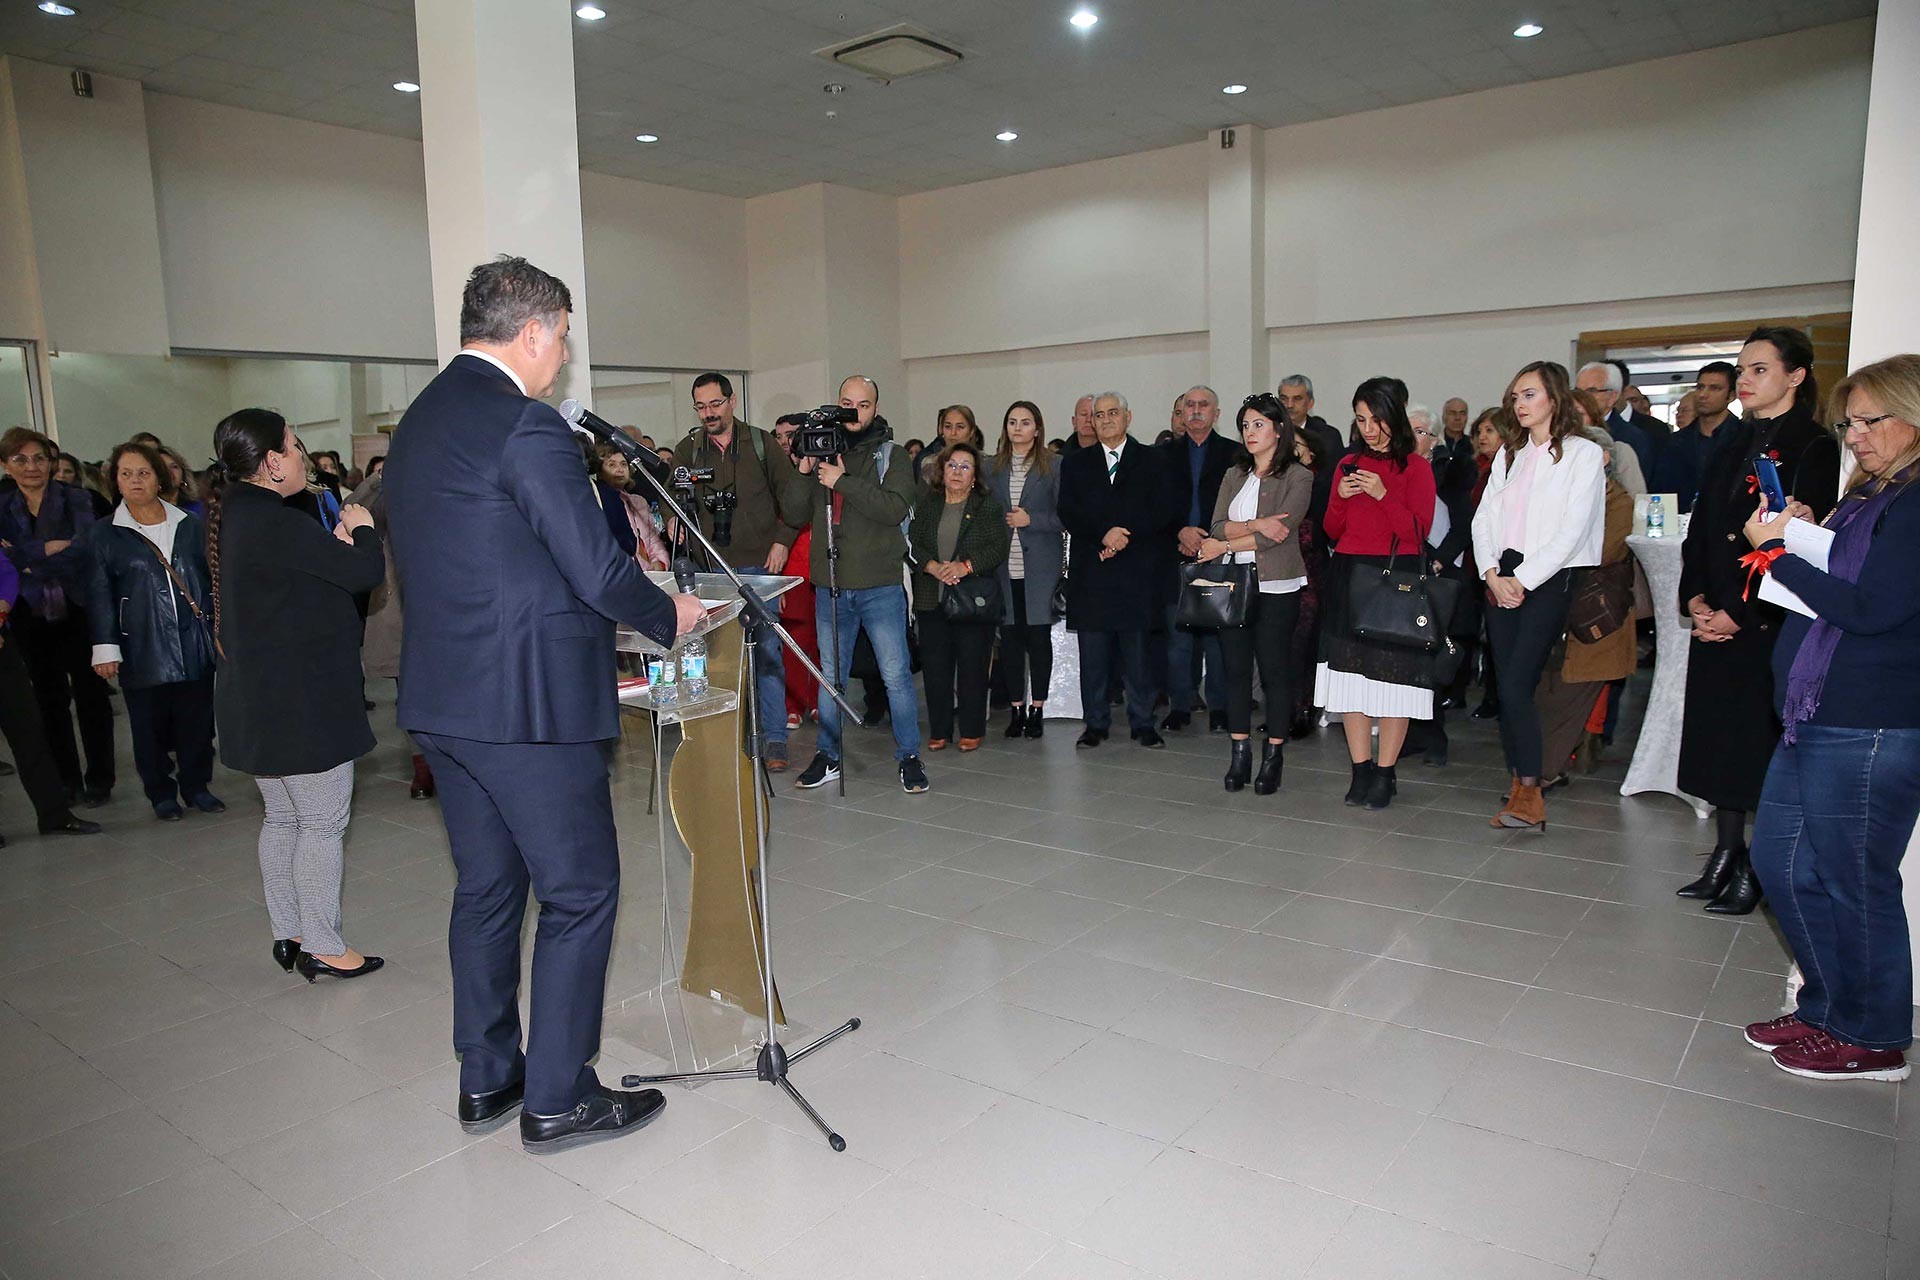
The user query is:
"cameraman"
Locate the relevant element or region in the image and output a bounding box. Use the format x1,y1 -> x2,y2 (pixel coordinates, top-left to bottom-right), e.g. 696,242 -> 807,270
673,372 -> 813,772
792,375 -> 929,795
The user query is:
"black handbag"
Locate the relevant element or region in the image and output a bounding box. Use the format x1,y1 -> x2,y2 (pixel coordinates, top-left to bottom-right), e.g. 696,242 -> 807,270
941,576 -> 1001,624
1177,560 -> 1256,628
1049,536 -> 1069,623
1351,542 -> 1456,653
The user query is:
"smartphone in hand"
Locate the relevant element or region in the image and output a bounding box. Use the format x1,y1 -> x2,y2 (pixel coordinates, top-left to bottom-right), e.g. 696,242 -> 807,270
1754,457 -> 1787,513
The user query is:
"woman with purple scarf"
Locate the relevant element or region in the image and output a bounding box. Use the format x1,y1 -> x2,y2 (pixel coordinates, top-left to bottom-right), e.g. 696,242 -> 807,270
1738,353 -> 1920,1083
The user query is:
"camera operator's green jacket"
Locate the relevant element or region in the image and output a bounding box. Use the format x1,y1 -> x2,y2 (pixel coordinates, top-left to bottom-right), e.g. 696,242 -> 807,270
802,419 -> 919,591
672,420 -> 813,571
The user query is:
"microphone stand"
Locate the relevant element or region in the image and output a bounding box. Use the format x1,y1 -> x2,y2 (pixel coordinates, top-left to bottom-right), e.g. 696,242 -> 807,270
585,424 -> 864,1151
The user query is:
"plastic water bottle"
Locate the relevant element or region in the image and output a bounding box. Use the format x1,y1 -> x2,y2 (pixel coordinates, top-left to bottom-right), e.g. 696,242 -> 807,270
1647,495 -> 1665,538
679,635 -> 709,701
647,653 -> 679,707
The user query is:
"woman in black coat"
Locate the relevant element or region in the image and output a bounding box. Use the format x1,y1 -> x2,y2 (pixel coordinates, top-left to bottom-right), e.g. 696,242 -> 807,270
84,442 -> 221,821
1676,327 -> 1841,912
211,409 -> 387,982
910,442 -> 1011,751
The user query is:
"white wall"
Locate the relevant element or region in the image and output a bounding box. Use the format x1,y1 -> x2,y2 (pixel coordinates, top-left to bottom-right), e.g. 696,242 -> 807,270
581,172 -> 749,371
0,61 -> 46,345
228,358 -> 354,460
7,59 -> 169,356
1267,282 -> 1855,430
43,352 -> 230,462
1261,21 -> 1872,328
897,142 -> 1207,360
146,93 -> 436,360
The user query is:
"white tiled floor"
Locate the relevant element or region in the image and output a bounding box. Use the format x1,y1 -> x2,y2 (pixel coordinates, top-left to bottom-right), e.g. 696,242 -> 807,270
1,684 -> 1915,1278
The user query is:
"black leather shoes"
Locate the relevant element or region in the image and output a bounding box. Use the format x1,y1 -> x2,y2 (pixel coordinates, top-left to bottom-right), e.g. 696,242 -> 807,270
272,939 -> 302,972
42,815 -> 103,836
1677,845 -> 1742,900
1704,850 -> 1763,915
1161,710 -> 1191,732
459,1079 -> 526,1134
521,1084 -> 665,1154
295,953 -> 385,982
1134,728 -> 1166,749
1075,728 -> 1106,749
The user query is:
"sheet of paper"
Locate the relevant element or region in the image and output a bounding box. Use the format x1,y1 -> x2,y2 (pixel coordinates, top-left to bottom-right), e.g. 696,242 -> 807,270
1757,518 -> 1834,618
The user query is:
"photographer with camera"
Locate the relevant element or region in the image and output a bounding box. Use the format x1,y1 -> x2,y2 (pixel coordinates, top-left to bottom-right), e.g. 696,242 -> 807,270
791,375 -> 929,794
671,373 -> 813,770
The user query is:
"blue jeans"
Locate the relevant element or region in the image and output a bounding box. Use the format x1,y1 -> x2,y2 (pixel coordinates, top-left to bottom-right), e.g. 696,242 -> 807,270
737,567 -> 788,748
1750,726 -> 1920,1051
1166,603 -> 1226,714
815,585 -> 921,762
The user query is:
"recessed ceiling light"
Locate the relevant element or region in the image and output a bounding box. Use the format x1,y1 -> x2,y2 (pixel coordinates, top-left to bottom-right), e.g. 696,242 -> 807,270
1513,22 -> 1543,38
575,4 -> 606,19
1222,84 -> 1247,95
1069,9 -> 1097,30
38,2 -> 78,14
635,133 -> 659,143
392,80 -> 420,93
996,130 -> 1018,142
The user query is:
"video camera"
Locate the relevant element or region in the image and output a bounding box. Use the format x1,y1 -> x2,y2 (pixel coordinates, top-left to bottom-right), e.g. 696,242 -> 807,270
776,405 -> 859,460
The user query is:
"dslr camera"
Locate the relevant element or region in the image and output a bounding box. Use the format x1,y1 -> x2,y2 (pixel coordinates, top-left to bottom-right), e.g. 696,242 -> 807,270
777,405 -> 859,460
700,488 -> 738,548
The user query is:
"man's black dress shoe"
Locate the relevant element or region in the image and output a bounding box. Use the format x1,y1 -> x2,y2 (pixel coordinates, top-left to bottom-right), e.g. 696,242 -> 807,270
1134,728 -> 1166,749
459,1079 -> 526,1134
521,1084 -> 665,1154
1075,728 -> 1106,749
272,939 -> 302,972
1207,710 -> 1228,733
41,815 -> 103,836
1161,710 -> 1191,732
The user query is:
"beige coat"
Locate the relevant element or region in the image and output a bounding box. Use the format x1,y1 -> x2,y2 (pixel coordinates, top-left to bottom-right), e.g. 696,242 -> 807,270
1207,462 -> 1314,583
1561,478 -> 1636,684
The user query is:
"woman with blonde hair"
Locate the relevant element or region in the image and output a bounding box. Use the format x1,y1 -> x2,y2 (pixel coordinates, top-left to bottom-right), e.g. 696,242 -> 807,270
1737,353 -> 1920,1080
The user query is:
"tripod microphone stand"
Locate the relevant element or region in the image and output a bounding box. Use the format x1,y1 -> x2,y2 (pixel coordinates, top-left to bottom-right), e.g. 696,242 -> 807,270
567,413 -> 864,1150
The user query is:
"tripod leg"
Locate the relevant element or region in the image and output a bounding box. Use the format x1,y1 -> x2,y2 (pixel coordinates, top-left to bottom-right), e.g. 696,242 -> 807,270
777,1075 -> 846,1152
786,1017 -> 862,1066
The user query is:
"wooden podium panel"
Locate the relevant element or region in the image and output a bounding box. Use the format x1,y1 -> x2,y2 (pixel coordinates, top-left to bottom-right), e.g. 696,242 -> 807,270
665,617 -> 784,1024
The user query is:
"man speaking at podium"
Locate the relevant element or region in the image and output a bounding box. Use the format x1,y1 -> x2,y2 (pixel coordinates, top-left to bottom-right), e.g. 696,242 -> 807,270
385,256 -> 703,1153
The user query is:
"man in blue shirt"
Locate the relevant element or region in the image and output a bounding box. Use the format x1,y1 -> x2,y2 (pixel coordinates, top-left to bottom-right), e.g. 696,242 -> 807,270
1651,361 -> 1738,513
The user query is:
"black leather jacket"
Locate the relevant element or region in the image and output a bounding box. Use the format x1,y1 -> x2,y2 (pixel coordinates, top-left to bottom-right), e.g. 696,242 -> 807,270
82,509 -> 217,689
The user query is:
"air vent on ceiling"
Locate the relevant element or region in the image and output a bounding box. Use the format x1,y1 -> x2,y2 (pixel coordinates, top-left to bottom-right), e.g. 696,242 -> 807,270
817,24 -> 962,83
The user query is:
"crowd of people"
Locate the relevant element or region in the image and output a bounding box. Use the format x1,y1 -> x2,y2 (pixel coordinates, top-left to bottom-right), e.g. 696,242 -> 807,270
7,255 -> 1919,1139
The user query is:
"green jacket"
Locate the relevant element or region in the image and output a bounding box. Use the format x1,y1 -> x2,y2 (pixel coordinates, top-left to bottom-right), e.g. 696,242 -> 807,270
802,421 -> 921,591
907,488 -> 1011,615
671,421 -> 812,571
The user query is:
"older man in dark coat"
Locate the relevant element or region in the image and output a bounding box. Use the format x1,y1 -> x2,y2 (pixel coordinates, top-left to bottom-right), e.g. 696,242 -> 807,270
1058,391 -> 1182,749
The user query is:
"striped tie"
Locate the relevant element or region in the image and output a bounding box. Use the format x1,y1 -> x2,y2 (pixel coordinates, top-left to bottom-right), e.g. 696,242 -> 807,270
1107,448 -> 1119,482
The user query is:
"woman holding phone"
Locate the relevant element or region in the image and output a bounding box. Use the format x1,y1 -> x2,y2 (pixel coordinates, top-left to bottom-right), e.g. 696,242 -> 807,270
1675,327 -> 1841,913
1199,394 -> 1313,794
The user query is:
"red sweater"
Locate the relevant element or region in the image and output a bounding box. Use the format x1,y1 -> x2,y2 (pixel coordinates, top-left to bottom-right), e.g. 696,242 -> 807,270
1323,451 -> 1436,556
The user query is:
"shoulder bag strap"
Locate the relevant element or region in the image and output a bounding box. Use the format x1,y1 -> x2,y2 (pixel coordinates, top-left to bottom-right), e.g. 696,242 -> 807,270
141,535 -> 220,657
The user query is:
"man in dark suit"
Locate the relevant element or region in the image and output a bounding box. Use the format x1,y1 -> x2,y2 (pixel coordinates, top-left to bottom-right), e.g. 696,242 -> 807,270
1612,359 -> 1670,446
1058,391 -> 1181,749
1578,361 -> 1657,480
1159,386 -> 1239,732
385,256 -> 703,1154
1278,374 -> 1345,530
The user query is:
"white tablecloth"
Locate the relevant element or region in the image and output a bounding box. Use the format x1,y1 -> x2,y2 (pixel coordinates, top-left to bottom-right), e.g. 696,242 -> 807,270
1622,534 -> 1709,818
1045,622 -> 1082,720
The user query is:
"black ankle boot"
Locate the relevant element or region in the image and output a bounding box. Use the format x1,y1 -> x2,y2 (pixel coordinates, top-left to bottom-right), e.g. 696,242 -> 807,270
1364,764 -> 1397,811
1005,706 -> 1027,738
1224,740 -> 1253,792
1253,741 -> 1284,796
1677,844 -> 1743,900
1704,850 -> 1763,915
1344,760 -> 1375,806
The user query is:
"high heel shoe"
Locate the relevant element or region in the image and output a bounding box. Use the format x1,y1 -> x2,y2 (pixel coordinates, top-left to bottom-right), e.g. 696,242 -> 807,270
1223,740 -> 1253,792
1704,850 -> 1763,915
1253,741 -> 1284,796
1004,706 -> 1027,738
295,952 -> 386,983
272,939 -> 302,973
1677,844 -> 1742,900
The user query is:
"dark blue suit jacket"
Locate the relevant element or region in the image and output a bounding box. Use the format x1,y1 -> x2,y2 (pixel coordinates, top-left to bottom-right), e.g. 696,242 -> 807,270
384,354 -> 678,744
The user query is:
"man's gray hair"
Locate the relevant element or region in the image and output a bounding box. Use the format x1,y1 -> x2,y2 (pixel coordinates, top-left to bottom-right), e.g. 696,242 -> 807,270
1093,390 -> 1130,412
1407,404 -> 1435,430
459,255 -> 572,345
1184,385 -> 1219,404
1279,374 -> 1314,398
1577,361 -> 1624,393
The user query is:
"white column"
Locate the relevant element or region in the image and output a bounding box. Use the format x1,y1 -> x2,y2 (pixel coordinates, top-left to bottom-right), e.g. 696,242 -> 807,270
1846,0 -> 1920,1006
414,0 -> 593,405
1206,125 -> 1266,400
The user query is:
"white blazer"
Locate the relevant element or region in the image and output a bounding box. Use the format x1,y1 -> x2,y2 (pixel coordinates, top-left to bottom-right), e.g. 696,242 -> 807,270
1471,433 -> 1606,591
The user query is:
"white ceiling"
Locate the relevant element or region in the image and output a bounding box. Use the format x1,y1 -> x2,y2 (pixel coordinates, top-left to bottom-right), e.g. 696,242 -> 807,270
0,0 -> 1877,198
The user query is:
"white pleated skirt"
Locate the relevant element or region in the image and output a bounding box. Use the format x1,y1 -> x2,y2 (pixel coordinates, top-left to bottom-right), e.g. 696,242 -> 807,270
1315,663 -> 1433,720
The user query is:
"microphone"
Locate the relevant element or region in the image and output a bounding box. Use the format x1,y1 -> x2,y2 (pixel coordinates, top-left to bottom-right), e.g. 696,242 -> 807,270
558,398 -> 670,482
